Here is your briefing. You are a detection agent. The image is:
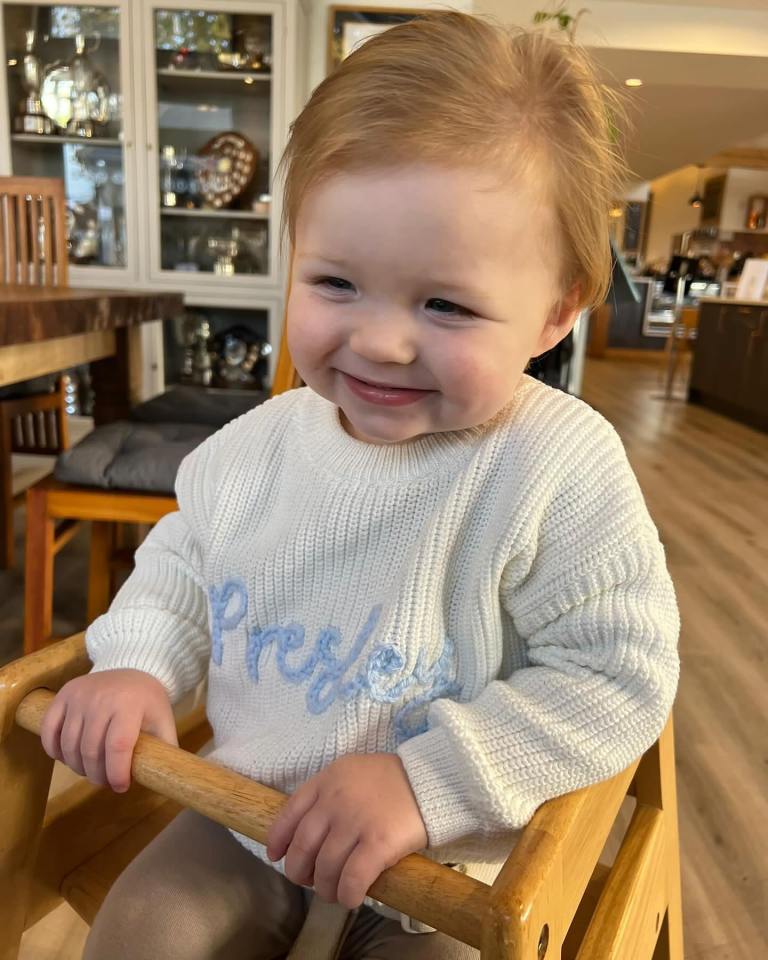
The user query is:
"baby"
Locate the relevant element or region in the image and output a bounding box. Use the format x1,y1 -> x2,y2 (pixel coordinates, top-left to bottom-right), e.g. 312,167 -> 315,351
41,11 -> 680,960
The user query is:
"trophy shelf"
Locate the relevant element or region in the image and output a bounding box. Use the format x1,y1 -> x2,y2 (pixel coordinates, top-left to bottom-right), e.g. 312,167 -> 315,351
160,207 -> 267,220
156,66 -> 270,80
12,132 -> 122,146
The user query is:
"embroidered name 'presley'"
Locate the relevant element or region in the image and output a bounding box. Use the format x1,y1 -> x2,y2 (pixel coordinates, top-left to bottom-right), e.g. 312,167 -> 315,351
208,579 -> 462,743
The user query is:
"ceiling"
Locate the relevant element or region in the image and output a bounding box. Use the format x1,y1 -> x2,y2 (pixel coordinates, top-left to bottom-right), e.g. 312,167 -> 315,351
588,46 -> 768,182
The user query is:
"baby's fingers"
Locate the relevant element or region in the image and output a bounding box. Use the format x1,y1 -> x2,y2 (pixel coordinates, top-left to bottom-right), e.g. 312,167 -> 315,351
104,712 -> 141,793
282,808 -> 331,888
59,709 -> 86,777
80,717 -> 111,787
266,781 -> 319,863
40,697 -> 67,763
338,840 -> 395,910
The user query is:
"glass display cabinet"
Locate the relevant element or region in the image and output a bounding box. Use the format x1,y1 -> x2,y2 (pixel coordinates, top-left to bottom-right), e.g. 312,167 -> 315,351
1,0 -> 306,390
0,1 -> 136,280
142,0 -> 281,288
163,299 -> 272,393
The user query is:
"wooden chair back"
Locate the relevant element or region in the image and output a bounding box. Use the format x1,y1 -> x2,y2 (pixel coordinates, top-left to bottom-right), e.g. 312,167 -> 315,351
1,380 -> 70,456
0,379 -> 69,570
0,176 -> 69,287
0,633 -> 685,960
273,246 -> 302,393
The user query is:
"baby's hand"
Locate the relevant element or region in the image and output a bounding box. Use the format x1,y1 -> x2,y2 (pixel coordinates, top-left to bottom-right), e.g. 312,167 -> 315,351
40,669 -> 178,793
266,753 -> 428,909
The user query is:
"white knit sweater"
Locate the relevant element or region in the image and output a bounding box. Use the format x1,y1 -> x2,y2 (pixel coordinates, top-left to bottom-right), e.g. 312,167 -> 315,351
86,375 -> 680,906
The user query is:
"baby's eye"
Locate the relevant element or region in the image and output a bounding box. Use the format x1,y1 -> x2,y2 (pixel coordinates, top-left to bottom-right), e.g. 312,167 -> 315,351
427,298 -> 473,318
313,276 -> 353,291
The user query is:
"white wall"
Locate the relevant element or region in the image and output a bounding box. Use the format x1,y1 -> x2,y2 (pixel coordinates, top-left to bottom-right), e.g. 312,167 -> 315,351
639,165 -> 768,267
644,164 -> 725,266
720,168 -> 768,234
625,181 -> 651,202
474,0 -> 768,56
304,0 -> 473,103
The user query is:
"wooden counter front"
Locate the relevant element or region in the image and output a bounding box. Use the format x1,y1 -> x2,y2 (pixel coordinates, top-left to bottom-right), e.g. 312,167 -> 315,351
688,300 -> 768,432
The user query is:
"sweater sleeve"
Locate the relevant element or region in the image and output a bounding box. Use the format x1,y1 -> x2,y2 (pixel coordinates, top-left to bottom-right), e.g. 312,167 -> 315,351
397,417 -> 681,849
85,426 -> 223,705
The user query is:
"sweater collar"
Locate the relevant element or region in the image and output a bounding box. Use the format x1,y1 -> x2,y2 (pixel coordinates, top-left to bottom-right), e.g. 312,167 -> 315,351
296,382 -> 531,484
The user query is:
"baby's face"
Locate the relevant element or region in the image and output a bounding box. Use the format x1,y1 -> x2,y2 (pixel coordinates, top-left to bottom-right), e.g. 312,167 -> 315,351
287,163 -> 577,444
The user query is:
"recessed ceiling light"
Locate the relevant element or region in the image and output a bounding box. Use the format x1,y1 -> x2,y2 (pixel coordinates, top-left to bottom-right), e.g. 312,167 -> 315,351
625,78 -> 643,88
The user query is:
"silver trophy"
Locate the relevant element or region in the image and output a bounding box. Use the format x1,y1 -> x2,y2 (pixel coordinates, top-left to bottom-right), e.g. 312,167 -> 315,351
66,34 -> 110,138
41,33 -> 111,138
14,30 -> 55,135
208,228 -> 242,276
191,319 -> 213,386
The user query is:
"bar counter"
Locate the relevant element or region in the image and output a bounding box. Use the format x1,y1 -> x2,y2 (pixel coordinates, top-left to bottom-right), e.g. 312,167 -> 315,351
689,297 -> 767,432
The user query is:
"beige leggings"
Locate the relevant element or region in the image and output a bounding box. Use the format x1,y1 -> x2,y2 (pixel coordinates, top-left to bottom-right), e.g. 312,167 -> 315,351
83,809 -> 479,960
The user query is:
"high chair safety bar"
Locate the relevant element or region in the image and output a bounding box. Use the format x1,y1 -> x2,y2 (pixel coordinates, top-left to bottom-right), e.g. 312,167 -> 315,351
0,632 -> 684,960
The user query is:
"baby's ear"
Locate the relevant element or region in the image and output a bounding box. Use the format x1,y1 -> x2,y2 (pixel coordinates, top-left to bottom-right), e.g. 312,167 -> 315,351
534,284 -> 582,356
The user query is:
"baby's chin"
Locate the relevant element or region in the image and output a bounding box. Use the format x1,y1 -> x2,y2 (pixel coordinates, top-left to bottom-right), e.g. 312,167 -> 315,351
338,406 -> 431,445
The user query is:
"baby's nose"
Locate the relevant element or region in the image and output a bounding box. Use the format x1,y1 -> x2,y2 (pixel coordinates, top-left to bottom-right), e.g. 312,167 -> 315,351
348,313 -> 418,366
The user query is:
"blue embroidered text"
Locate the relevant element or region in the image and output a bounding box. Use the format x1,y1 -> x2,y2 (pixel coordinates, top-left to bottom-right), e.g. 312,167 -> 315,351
207,580 -> 462,743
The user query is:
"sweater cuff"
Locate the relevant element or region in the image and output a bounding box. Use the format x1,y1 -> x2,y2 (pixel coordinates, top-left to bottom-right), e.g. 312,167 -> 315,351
397,725 -> 489,848
85,609 -> 204,705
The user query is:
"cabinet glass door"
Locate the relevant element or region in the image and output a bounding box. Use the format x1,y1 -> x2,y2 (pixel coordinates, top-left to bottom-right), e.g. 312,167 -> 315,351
146,3 -> 273,282
1,2 -> 132,275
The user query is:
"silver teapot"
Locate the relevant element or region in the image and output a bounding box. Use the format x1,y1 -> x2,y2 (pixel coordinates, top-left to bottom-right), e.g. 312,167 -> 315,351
41,33 -> 111,138
14,30 -> 55,135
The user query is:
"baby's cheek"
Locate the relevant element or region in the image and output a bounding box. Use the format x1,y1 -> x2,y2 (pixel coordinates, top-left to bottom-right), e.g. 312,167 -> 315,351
287,302 -> 335,370
443,351 -> 510,412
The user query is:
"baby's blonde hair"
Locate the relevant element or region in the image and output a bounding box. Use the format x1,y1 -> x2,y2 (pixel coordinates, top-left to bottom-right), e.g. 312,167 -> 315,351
277,9 -> 627,310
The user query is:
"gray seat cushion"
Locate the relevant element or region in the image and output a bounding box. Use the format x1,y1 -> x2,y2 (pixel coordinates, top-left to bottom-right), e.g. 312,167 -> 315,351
0,375 -> 58,401
131,386 -> 266,428
54,420 -> 215,494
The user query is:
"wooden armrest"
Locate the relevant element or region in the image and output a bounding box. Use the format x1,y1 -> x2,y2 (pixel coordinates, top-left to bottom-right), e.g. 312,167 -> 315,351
0,633 -> 90,741
5,638 -> 643,955
485,758 -> 639,955
16,688 -> 489,948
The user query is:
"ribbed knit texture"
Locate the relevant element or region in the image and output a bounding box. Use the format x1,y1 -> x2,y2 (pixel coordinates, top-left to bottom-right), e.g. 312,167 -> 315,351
86,375 -> 680,898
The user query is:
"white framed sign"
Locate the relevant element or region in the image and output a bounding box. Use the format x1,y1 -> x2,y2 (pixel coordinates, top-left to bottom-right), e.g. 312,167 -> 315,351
735,258 -> 768,302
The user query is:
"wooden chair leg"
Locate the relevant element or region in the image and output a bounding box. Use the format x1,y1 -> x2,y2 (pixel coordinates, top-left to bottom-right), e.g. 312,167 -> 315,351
0,412 -> 14,570
24,485 -> 55,654
286,898 -> 352,960
87,521 -> 116,623
0,719 -> 55,960
636,716 -> 684,960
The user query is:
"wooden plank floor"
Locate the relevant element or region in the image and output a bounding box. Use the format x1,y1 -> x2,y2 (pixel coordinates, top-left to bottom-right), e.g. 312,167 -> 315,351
4,357 -> 767,958
580,357 -> 768,960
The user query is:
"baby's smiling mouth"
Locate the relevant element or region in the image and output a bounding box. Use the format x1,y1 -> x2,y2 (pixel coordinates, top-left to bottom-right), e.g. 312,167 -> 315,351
339,370 -> 433,392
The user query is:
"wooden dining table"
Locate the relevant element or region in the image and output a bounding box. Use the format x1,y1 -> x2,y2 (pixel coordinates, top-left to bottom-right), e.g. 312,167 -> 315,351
0,286 -> 184,424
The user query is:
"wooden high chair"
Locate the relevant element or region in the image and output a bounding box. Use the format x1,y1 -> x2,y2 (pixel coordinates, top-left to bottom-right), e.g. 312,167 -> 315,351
0,632 -> 684,959
662,306 -> 699,399
0,378 -> 70,570
1,176 -> 72,570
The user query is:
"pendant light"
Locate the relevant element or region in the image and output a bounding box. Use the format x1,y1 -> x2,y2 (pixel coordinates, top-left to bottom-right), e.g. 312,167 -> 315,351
688,164 -> 704,209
